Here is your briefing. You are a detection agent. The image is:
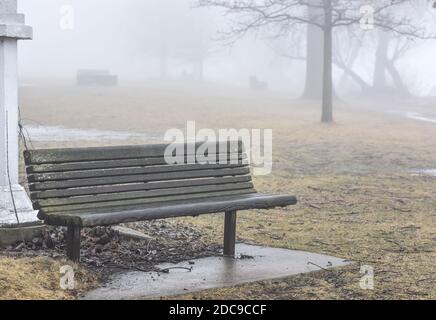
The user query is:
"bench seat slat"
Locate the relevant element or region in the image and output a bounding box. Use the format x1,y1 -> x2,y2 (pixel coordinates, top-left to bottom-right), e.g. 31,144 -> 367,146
28,162 -> 248,182
24,141 -> 243,164
30,176 -> 252,199
29,167 -> 250,191
38,189 -> 257,215
34,182 -> 254,207
26,154 -> 245,173
42,193 -> 297,227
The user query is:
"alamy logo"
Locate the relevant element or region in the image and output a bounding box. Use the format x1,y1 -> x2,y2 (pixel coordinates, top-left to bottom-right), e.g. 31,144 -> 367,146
359,265 -> 374,290
59,265 -> 75,290
164,121 -> 273,176
360,5 -> 375,30
60,5 -> 75,30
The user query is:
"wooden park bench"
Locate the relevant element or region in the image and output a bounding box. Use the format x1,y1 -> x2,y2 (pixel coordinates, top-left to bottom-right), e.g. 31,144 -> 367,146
23,141 -> 297,262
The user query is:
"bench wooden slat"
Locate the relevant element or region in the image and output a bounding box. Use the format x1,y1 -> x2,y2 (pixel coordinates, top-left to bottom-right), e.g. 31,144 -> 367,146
26,154 -> 245,173
42,194 -> 297,227
29,167 -> 250,191
38,189 -> 257,215
24,141 -> 243,164
28,162 -> 248,182
30,176 -> 252,199
34,182 -> 254,207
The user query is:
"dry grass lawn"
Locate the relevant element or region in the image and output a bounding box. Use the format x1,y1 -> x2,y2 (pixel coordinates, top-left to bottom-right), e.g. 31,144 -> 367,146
0,256 -> 97,300
1,80 -> 433,299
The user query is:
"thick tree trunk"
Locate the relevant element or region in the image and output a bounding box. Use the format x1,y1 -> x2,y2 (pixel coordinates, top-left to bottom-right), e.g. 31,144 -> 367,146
334,59 -> 372,93
386,60 -> 411,97
160,43 -> 168,79
198,58 -> 204,81
373,30 -> 390,92
302,0 -> 324,99
337,39 -> 361,89
158,1 -> 168,79
195,56 -> 204,82
321,0 -> 333,123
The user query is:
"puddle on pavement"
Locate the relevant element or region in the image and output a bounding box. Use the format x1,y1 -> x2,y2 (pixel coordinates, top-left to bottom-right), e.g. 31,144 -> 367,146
411,169 -> 436,177
404,112 -> 436,124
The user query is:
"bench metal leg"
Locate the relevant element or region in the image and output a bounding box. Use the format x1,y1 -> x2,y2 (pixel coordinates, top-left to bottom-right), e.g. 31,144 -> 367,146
66,225 -> 81,262
223,210 -> 237,257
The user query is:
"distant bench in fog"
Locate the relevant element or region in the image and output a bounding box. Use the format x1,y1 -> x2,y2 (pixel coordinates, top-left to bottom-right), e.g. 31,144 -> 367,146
249,76 -> 268,91
76,69 -> 118,87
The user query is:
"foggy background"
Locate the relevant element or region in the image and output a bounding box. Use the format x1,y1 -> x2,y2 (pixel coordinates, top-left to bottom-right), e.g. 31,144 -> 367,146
16,0 -> 436,96
18,0 -> 301,92
5,1 -> 436,301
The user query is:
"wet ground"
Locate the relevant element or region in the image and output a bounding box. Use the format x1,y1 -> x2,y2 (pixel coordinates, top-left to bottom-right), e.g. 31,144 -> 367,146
2,82 -> 434,299
83,244 -> 350,300
24,124 -> 159,142
2,221 -> 221,281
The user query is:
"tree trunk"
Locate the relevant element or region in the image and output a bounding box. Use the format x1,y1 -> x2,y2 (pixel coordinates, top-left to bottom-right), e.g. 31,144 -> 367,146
334,59 -> 372,93
337,39 -> 361,89
386,60 -> 411,97
321,0 -> 333,123
158,1 -> 168,79
198,57 -> 204,81
373,30 -> 390,92
160,43 -> 168,79
302,0 -> 324,99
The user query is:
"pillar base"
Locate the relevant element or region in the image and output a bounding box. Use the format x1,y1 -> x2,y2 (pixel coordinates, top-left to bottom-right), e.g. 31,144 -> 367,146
0,184 -> 39,227
0,225 -> 47,247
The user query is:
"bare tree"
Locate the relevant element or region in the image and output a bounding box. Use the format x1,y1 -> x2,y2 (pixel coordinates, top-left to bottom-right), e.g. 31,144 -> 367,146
174,15 -> 216,82
303,0 -> 324,99
197,0 -> 435,123
334,32 -> 413,97
335,0 -> 435,97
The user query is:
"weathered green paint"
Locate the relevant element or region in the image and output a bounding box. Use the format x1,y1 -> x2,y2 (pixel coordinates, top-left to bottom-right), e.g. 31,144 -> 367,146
29,167 -> 251,191
24,141 -> 243,164
24,143 -> 296,262
31,176 -> 252,199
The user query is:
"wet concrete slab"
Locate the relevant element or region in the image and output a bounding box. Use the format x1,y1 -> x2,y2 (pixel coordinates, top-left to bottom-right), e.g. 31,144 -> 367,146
83,244 -> 351,300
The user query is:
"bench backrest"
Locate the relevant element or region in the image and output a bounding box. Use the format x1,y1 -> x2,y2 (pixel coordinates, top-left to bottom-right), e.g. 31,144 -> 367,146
24,141 -> 255,216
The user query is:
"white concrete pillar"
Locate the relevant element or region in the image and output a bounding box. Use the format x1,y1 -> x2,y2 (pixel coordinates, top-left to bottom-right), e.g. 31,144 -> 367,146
0,38 -> 19,186
0,0 -> 37,227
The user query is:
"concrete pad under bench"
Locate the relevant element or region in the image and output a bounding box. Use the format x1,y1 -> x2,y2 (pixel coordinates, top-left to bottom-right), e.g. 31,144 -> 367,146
83,244 -> 351,300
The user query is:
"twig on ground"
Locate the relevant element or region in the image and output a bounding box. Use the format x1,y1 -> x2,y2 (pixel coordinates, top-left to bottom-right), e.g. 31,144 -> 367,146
157,266 -> 193,274
307,262 -> 331,272
308,203 -> 322,209
384,239 -> 406,252
390,207 -> 412,213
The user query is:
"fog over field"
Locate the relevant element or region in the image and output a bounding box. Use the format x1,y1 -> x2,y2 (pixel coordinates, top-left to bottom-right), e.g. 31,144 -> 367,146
18,0 -> 293,90
18,0 -> 436,96
1,0 -> 435,301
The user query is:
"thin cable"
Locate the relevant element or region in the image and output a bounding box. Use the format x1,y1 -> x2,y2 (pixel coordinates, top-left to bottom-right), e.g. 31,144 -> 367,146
5,110 -> 20,225
18,105 -> 32,151
23,126 -> 34,150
